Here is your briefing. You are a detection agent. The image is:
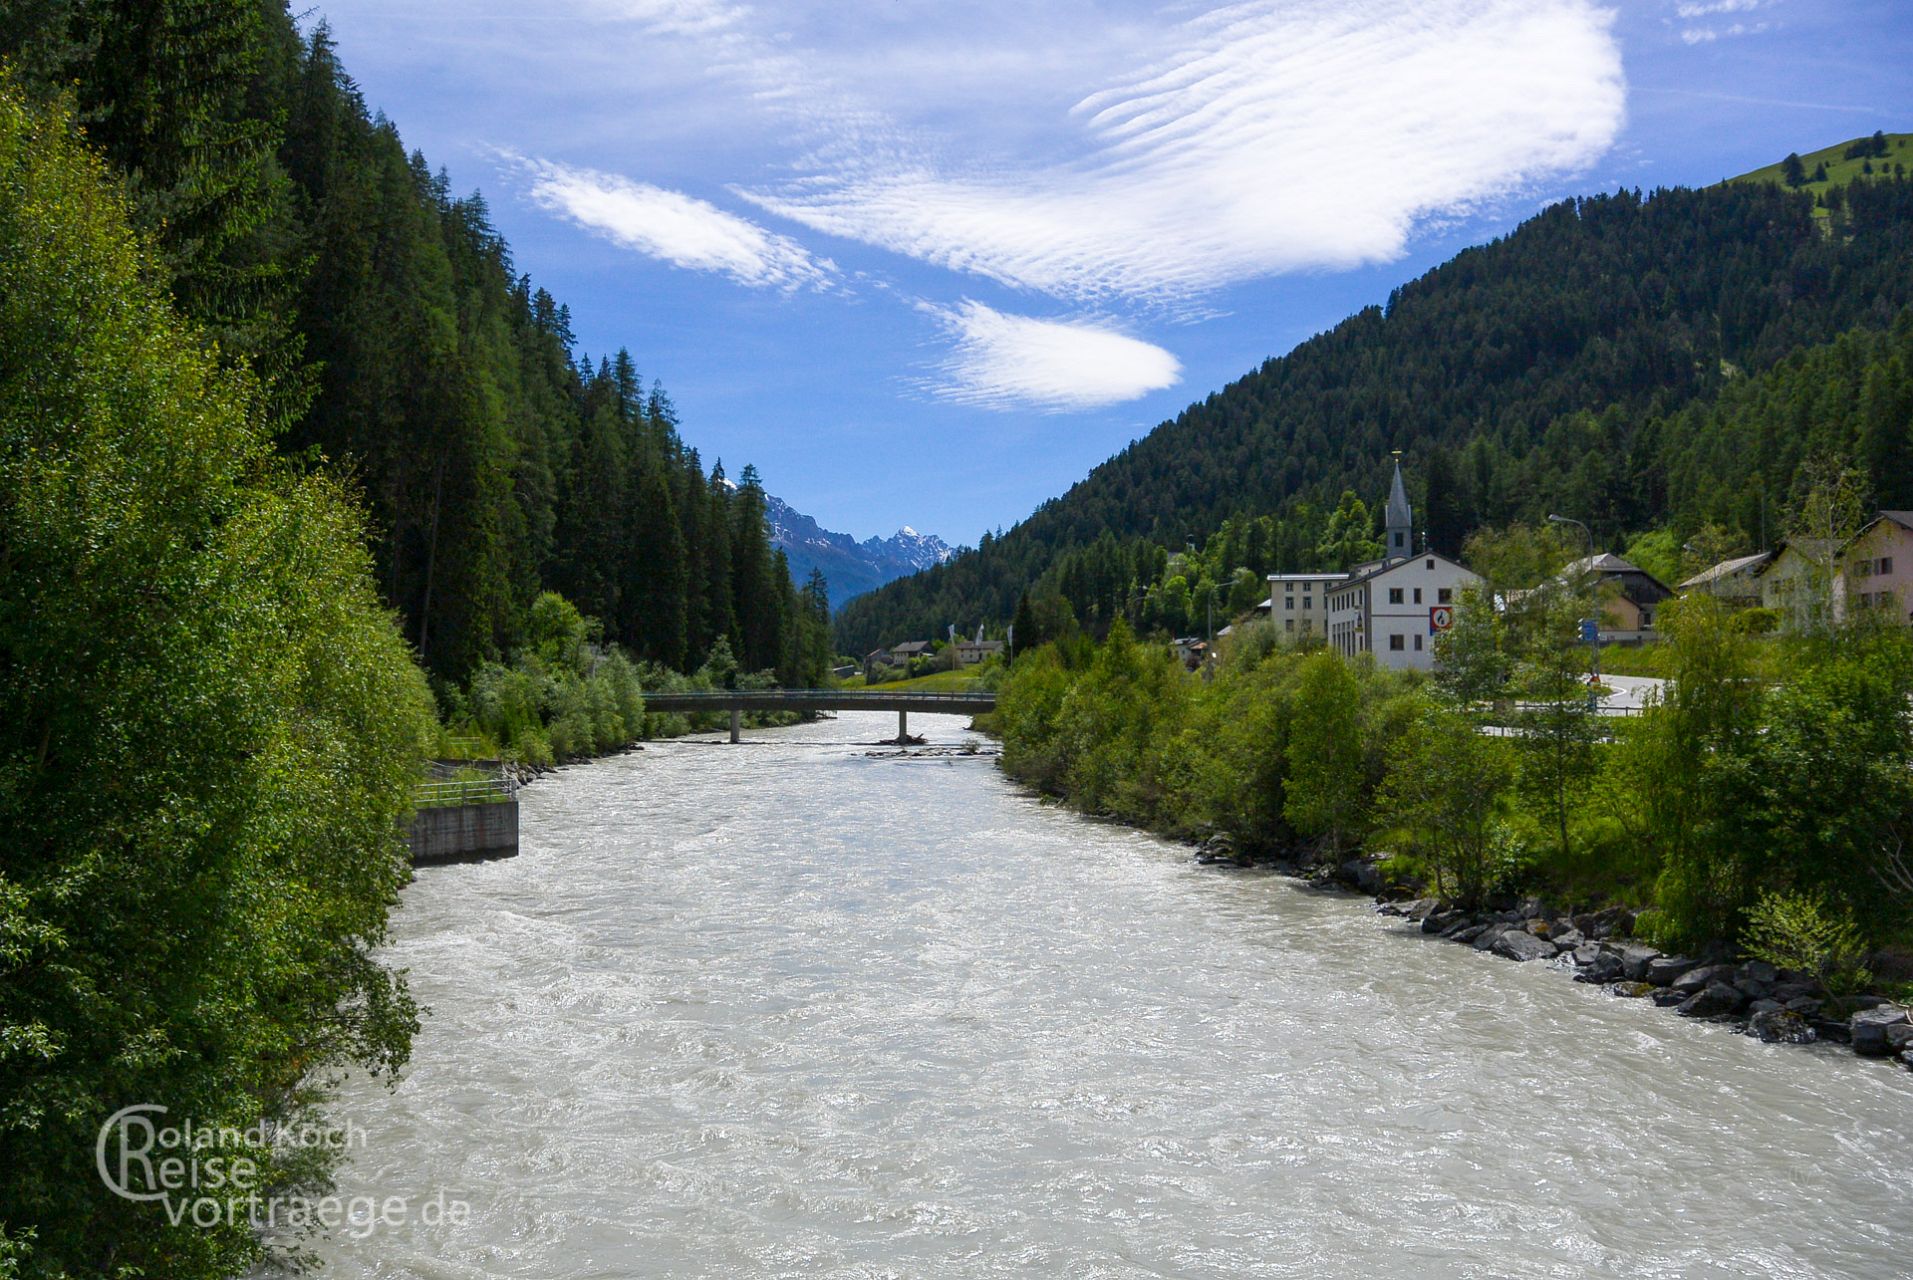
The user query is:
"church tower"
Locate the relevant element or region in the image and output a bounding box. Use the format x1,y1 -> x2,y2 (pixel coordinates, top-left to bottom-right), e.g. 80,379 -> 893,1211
1384,453 -> 1413,560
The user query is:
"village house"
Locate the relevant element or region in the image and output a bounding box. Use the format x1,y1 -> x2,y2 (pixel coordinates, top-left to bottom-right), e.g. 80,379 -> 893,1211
1755,537 -> 1839,630
864,640 -> 934,682
1562,552 -> 1673,642
1678,551 -> 1771,607
1262,572 -> 1343,638
1835,511 -> 1913,624
1324,553 -> 1480,670
952,638 -> 1006,667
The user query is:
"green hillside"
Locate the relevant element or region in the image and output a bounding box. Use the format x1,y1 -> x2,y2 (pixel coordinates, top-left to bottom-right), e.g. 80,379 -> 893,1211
835,174 -> 1913,653
1730,130 -> 1911,200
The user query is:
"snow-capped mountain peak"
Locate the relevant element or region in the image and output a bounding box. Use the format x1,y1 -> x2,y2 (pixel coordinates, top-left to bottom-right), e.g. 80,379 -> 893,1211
764,495 -> 953,608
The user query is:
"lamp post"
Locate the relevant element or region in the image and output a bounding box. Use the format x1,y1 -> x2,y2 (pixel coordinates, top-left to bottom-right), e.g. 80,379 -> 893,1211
1548,514 -> 1599,710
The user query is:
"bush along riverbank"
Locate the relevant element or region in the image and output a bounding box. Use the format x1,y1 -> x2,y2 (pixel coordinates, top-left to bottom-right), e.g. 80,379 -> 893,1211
433,591 -> 818,771
981,587 -> 1913,1075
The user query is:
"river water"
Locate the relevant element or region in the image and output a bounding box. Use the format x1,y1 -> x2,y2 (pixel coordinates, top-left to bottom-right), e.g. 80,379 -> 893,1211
302,712 -> 1912,1279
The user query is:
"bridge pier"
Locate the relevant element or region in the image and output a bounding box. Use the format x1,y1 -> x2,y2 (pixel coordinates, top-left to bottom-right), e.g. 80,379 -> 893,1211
730,708 -> 741,744
898,709 -> 908,743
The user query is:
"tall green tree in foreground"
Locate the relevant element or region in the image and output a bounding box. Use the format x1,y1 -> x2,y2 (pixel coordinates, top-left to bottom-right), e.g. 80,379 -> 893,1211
1284,651 -> 1366,856
1376,698 -> 1515,907
0,85 -> 432,1278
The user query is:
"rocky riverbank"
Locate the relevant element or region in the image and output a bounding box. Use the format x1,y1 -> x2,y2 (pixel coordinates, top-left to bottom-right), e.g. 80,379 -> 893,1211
1192,837 -> 1913,1074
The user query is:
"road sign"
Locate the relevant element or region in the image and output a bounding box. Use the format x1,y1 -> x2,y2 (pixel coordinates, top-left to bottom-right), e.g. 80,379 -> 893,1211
1580,618 -> 1599,645
1428,605 -> 1454,633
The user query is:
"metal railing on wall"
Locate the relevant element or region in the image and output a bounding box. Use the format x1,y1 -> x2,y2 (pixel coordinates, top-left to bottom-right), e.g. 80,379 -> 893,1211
415,768 -> 516,809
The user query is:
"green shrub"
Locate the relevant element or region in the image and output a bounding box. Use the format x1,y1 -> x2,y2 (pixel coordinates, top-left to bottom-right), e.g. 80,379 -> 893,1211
1742,890 -> 1872,994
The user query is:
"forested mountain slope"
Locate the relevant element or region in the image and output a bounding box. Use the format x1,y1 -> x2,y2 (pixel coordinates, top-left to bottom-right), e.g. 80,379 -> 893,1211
1,2 -> 827,685
836,174 -> 1913,652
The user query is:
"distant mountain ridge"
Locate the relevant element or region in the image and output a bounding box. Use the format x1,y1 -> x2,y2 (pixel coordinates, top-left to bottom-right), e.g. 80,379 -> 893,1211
766,494 -> 954,609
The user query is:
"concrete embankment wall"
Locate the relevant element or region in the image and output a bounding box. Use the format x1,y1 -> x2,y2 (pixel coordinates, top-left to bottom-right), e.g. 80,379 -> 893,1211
408,801 -> 518,866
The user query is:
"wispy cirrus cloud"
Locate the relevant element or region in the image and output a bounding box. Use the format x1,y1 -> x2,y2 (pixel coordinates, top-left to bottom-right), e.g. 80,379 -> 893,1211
513,155 -> 834,291
742,0 -> 1626,305
919,301 -> 1181,411
1674,0 -> 1778,44
493,0 -> 1625,407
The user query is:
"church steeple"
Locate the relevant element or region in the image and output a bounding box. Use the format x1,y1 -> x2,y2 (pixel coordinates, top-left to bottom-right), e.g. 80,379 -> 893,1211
1385,452 -> 1412,560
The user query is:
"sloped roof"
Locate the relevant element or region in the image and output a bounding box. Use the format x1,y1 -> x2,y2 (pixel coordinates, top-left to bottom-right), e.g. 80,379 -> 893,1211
1564,552 -> 1642,577
1849,511 -> 1913,546
1338,548 -> 1478,591
1679,551 -> 1771,590
1756,537 -> 1838,573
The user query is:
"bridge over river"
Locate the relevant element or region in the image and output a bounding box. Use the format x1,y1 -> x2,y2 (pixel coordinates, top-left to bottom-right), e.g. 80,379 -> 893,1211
642,689 -> 995,742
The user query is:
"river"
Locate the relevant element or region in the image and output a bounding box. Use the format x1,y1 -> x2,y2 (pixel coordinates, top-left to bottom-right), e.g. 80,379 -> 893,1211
298,711 -> 1912,1279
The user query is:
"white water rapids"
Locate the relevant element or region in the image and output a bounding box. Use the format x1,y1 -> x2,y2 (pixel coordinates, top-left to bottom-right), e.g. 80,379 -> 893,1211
295,711 -> 1913,1278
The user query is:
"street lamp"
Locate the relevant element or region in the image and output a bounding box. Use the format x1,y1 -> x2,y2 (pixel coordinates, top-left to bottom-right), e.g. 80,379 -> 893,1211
1547,513 -> 1593,559
1547,514 -> 1600,710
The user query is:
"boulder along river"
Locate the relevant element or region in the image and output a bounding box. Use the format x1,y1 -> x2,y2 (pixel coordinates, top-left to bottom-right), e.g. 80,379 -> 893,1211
294,711 -> 1912,1279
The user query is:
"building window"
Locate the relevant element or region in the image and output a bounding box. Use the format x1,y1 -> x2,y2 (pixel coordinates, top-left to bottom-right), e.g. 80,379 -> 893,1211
1302,596 -> 1311,609
1426,558 -> 1435,570
1285,598 -> 1294,610
1438,588 -> 1452,604
1884,557 -> 1895,575
1393,532 -> 1405,548
1286,583 -> 1294,593
1388,588 -> 1404,604
1413,588 -> 1423,604
1389,634 -> 1405,651
1285,619 -> 1294,632
1414,634 -> 1423,651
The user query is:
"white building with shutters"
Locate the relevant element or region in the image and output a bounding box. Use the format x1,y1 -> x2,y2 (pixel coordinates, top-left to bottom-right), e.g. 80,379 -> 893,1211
1324,552 -> 1479,670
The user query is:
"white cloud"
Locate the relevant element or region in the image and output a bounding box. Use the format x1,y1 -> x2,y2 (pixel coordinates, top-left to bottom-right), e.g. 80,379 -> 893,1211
742,0 -> 1626,305
514,155 -> 833,290
1681,19 -> 1773,42
598,0 -> 742,37
1675,0 -> 1779,43
920,301 -> 1181,411
1675,0 -> 1767,16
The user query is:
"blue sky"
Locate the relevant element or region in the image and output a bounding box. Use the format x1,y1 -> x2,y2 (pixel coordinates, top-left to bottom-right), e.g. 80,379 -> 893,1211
305,0 -> 1909,548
